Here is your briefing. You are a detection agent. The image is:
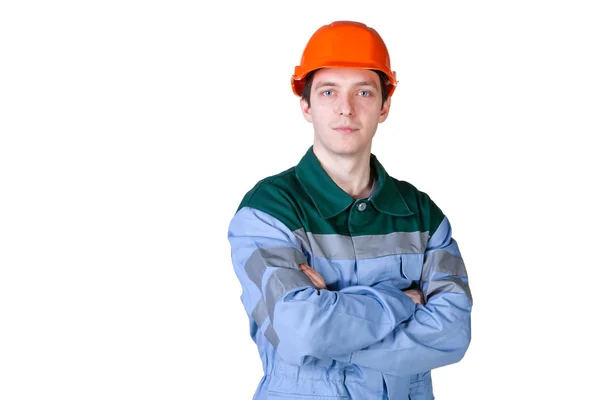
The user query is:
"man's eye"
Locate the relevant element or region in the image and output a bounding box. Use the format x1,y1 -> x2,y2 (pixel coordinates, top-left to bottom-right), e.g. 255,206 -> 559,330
358,90 -> 371,97
322,90 -> 333,96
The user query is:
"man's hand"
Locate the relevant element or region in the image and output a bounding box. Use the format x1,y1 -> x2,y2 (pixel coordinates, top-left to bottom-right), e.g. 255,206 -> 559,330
299,263 -> 327,290
403,288 -> 425,305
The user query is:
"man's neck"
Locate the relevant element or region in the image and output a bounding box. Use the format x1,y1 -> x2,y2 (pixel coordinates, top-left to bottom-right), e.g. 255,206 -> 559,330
313,145 -> 374,200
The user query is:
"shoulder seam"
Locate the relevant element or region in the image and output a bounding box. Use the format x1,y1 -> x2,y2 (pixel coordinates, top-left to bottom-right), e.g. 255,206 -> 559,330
270,168 -> 296,188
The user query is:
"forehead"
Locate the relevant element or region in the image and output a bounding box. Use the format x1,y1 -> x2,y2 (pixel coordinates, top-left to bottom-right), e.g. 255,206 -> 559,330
311,68 -> 381,89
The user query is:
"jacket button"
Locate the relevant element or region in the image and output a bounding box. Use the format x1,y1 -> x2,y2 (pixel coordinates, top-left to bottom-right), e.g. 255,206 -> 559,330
357,202 -> 367,211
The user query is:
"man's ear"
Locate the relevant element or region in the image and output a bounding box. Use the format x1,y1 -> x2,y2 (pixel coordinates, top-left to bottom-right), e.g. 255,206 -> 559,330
379,97 -> 391,123
300,98 -> 312,123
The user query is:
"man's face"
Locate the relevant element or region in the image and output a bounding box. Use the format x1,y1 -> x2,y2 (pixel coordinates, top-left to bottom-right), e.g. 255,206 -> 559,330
301,68 -> 391,157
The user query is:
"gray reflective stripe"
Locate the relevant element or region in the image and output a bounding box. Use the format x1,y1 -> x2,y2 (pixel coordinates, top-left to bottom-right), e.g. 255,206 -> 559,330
353,232 -> 428,258
293,229 -> 353,259
422,248 -> 471,302
293,228 -> 428,260
244,247 -> 311,349
246,248 -> 307,275
425,277 -> 472,303
265,267 -> 313,321
246,257 -> 266,289
251,298 -> 268,328
264,325 -> 280,348
421,249 -> 467,282
245,247 -> 307,293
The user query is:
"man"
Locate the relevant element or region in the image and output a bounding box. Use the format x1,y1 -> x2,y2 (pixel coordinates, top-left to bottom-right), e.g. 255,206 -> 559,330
227,21 -> 472,400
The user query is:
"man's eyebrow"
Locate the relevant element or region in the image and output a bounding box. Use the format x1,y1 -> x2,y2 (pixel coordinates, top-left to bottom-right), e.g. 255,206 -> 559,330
314,80 -> 378,89
314,81 -> 338,89
353,80 -> 378,88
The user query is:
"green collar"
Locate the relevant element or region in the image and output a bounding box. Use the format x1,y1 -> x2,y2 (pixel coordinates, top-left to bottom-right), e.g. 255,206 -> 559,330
295,146 -> 414,219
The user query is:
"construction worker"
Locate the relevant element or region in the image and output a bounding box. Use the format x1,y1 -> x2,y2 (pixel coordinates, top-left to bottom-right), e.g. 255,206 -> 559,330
227,20 -> 472,399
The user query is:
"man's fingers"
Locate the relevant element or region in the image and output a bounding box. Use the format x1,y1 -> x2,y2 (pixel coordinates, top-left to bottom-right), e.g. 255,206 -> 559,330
403,288 -> 425,305
299,264 -> 326,289
304,268 -> 325,288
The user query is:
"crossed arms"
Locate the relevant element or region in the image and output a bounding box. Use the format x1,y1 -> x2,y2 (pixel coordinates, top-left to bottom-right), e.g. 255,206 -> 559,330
228,206 -> 472,377
300,263 -> 426,305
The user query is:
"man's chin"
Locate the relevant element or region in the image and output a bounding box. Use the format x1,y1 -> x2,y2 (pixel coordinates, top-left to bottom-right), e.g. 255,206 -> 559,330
314,139 -> 371,159
329,146 -> 366,158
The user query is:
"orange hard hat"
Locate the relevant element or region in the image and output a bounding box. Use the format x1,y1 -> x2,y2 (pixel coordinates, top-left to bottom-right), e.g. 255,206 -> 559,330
291,21 -> 397,97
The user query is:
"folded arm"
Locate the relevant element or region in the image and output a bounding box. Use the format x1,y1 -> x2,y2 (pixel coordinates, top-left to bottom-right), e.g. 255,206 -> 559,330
228,206 -> 417,365
342,216 -> 473,376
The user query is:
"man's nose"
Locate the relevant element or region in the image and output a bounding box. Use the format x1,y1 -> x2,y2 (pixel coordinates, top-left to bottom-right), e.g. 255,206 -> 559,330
336,94 -> 354,116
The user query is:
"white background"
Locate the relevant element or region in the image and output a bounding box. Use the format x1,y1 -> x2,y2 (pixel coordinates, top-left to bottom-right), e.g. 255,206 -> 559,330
1,1 -> 599,399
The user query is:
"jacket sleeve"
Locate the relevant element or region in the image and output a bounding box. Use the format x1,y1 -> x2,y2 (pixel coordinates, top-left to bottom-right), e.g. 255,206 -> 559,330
344,215 -> 473,376
228,206 -> 417,365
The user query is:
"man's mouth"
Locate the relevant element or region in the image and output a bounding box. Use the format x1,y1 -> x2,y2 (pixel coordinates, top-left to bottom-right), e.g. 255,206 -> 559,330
333,126 -> 359,134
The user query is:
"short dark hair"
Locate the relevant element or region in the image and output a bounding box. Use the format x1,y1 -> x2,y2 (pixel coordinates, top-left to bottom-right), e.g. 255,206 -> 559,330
301,69 -> 390,109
